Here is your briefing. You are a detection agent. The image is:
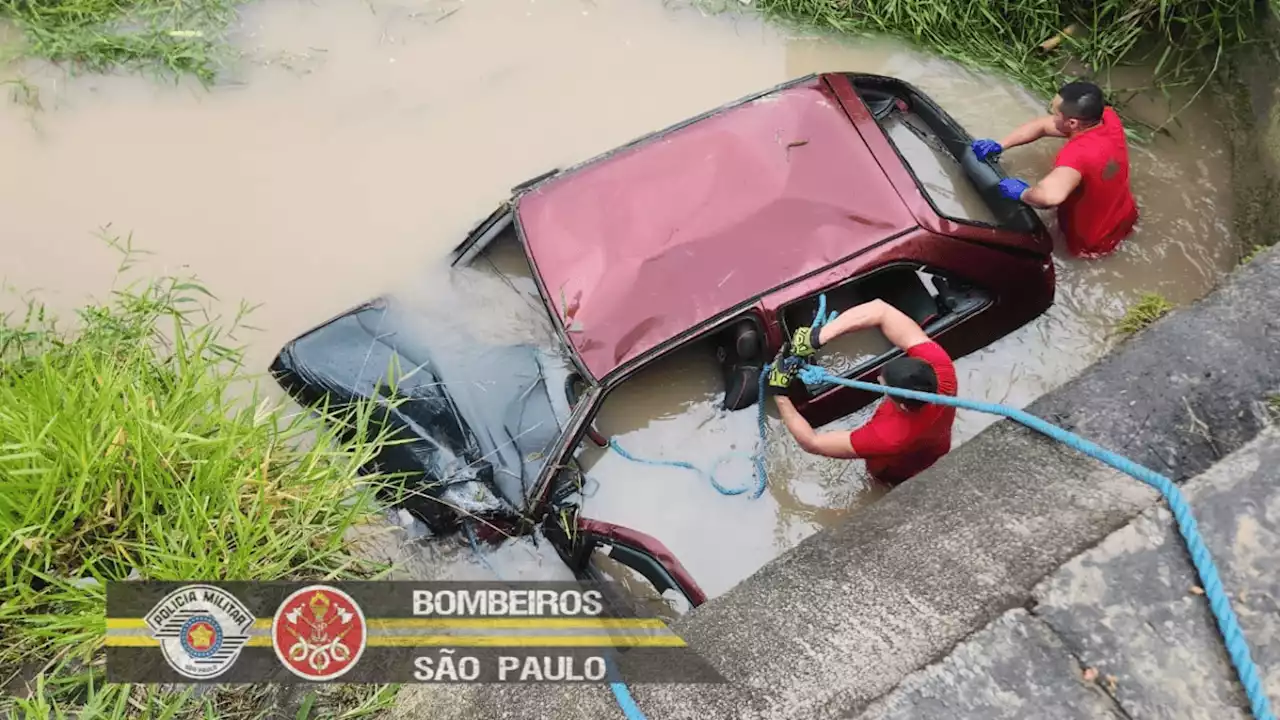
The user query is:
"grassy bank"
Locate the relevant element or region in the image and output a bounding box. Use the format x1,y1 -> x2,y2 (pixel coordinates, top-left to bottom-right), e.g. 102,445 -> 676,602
0,0 -> 243,83
0,253 -> 400,717
751,0 -> 1263,108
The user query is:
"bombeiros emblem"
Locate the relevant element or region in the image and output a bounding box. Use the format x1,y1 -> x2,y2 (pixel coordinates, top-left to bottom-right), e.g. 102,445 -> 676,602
144,584 -> 255,680
272,585 -> 367,681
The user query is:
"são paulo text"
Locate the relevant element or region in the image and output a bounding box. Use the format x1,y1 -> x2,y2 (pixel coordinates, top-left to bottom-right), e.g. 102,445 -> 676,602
413,650 -> 609,682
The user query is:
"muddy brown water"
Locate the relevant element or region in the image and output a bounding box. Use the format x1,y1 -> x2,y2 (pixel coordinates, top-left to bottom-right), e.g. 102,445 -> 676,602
1,0 -> 1238,608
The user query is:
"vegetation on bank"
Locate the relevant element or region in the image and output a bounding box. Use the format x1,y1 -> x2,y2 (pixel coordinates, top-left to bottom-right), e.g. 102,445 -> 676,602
1116,291 -> 1173,336
750,0 -> 1264,117
0,0 -> 243,83
1241,243 -> 1270,264
0,243 -> 400,718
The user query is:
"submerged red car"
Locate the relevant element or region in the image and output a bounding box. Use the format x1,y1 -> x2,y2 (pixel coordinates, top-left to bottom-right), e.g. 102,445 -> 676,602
271,72 -> 1055,610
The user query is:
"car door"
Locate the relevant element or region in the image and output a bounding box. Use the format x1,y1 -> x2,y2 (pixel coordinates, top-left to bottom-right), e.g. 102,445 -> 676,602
541,504 -> 708,610
532,387 -> 709,611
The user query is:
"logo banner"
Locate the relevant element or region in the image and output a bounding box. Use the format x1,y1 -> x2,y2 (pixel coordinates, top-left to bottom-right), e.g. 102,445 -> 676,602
106,581 -> 726,684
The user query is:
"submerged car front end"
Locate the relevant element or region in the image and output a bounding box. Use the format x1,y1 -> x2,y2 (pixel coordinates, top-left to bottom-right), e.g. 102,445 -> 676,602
270,217 -> 713,611
269,288 -> 576,538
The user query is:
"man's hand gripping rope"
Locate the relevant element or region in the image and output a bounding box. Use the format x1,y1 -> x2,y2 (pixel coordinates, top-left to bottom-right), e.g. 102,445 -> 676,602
767,300 -> 834,399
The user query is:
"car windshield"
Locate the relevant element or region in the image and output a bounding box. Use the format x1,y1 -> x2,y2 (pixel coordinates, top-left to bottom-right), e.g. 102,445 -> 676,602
372,228 -> 579,513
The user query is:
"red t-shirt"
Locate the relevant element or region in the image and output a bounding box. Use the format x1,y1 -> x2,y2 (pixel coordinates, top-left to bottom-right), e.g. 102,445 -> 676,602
1053,106 -> 1140,257
849,341 -> 957,485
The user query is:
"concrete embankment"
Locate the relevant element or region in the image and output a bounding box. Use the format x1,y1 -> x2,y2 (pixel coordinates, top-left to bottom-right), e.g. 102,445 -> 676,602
859,425 -> 1280,719
388,246 -> 1280,719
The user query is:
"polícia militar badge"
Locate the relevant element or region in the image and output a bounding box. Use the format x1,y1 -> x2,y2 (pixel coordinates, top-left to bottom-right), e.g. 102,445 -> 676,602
271,585 -> 367,681
144,584 -> 255,680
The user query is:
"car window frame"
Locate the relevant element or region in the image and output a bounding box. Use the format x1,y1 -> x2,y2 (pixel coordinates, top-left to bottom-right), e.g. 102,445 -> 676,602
838,72 -> 1045,237
774,260 -> 994,396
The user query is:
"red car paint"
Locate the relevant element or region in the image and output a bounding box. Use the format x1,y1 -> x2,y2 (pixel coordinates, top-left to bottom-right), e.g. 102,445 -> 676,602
517,75 -> 919,383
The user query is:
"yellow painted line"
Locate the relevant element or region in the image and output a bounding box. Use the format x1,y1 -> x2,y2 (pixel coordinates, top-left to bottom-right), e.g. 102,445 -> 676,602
106,636 -> 167,647
107,618 -> 669,631
363,635 -> 688,648
364,618 -> 670,630
105,635 -> 686,648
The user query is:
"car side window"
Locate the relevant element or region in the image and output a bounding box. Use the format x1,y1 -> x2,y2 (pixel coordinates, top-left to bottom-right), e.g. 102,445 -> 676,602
879,110 -> 1001,227
848,75 -> 1044,235
780,264 -> 992,381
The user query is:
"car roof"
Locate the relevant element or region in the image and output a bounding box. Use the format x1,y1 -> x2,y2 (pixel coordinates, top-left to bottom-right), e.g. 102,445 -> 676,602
514,74 -> 918,382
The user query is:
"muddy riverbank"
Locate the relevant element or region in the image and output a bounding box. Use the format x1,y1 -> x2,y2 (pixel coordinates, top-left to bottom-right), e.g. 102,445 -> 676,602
1217,12 -> 1280,261
0,0 -> 1247,609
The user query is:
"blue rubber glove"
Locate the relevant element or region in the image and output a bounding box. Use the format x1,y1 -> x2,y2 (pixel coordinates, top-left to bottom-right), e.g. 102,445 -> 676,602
998,178 -> 1030,201
971,138 -> 1003,161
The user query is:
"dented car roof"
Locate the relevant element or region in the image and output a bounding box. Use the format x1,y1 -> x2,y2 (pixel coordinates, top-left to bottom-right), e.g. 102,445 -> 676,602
514,74 -> 918,382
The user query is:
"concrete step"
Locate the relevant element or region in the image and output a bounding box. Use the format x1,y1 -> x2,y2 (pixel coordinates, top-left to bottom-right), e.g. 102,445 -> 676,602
856,425 -> 1280,720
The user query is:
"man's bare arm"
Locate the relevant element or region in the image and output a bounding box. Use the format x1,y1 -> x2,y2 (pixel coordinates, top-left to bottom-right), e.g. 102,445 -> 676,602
997,116 -> 1066,151
815,299 -> 931,353
1018,166 -> 1082,209
773,396 -> 859,459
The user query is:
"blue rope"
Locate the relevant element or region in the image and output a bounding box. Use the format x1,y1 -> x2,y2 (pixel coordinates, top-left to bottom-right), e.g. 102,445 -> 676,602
794,363 -> 1276,720
810,293 -> 837,335
812,293 -> 827,334
606,437 -> 764,498
464,522 -> 650,719
604,366 -> 770,499
754,366 -> 770,497
462,522 -> 503,578
609,679 -> 648,720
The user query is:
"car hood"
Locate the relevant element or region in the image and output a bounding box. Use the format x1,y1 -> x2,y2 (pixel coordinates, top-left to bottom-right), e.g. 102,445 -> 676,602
270,295 -> 573,532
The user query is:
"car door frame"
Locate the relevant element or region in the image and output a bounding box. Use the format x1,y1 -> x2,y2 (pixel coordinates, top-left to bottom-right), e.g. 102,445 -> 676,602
524,304 -> 777,610
527,384 -> 711,609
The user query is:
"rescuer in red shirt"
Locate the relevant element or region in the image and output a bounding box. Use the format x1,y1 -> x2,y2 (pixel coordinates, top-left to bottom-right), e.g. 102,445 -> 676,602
766,299 -> 957,487
970,80 -> 1139,258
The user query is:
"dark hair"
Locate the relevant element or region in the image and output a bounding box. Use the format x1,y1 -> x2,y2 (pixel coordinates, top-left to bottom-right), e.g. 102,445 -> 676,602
882,356 -> 937,411
1057,81 -> 1105,125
